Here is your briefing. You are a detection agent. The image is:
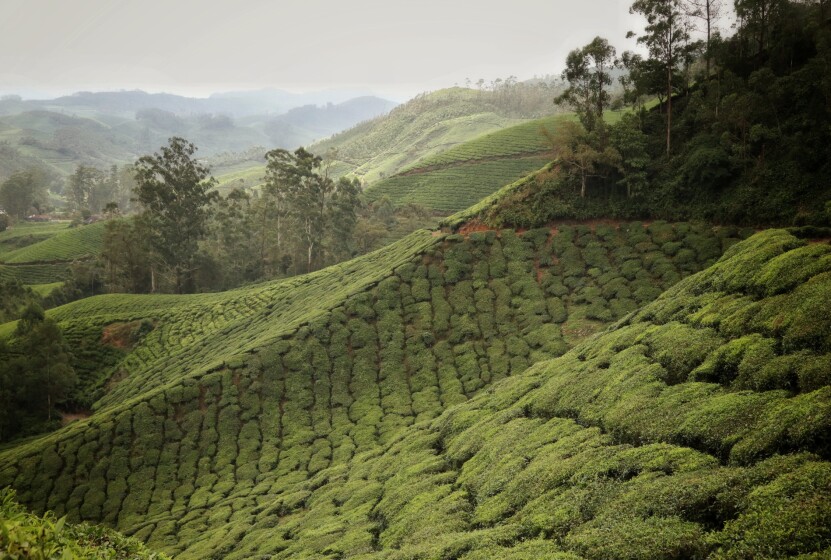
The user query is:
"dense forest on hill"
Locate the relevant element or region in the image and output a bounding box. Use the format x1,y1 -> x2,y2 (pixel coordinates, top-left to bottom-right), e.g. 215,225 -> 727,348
453,0 -> 831,229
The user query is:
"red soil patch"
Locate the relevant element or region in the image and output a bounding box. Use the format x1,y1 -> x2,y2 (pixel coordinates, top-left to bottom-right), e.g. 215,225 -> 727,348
60,411 -> 90,426
458,220 -> 492,236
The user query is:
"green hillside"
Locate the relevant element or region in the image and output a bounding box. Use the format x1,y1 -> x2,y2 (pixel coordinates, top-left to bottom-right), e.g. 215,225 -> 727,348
362,110 -> 630,214
362,114 -> 570,212
0,222 -> 752,558
2,221 -> 105,264
309,88 -> 558,185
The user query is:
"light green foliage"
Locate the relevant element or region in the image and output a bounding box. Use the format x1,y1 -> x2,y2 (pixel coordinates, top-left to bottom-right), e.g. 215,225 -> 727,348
0,227 -> 811,560
0,488 -> 168,559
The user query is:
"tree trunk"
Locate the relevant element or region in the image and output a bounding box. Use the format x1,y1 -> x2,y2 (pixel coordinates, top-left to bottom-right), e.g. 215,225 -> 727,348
666,65 -> 673,155
581,172 -> 587,198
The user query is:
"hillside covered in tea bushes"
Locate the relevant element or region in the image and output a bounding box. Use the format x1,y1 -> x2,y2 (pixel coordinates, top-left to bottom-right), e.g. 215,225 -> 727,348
0,221 -> 753,558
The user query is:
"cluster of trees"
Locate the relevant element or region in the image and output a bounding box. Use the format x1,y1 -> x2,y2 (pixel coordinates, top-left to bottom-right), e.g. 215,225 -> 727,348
99,137 -> 416,294
0,169 -> 49,220
541,0 -> 831,226
67,164 -> 136,215
0,304 -> 76,442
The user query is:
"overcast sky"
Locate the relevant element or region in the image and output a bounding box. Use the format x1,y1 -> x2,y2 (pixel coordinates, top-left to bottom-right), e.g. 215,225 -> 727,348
1,0 -> 646,101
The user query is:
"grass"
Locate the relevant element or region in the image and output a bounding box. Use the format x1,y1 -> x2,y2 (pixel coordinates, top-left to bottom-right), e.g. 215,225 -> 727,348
0,221 -> 755,558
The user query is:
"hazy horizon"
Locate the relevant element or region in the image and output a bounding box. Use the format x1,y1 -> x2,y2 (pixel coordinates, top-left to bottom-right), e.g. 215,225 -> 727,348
1,0 -> 649,102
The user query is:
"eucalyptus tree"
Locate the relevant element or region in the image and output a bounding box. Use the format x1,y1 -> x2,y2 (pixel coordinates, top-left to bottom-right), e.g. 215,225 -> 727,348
556,36 -> 618,132
133,137 -> 218,293
629,0 -> 691,154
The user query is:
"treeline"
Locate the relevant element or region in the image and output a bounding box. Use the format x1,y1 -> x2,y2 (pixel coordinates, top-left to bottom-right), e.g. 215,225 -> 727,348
491,0 -> 831,227
93,138 -> 433,294
0,163 -> 136,224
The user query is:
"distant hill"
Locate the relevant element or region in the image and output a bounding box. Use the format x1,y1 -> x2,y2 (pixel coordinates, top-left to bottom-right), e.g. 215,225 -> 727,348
0,90 -> 398,182
309,86 -> 564,184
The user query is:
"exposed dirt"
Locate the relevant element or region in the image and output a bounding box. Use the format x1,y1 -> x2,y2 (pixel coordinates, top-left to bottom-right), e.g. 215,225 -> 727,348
60,411 -> 90,426
101,321 -> 141,349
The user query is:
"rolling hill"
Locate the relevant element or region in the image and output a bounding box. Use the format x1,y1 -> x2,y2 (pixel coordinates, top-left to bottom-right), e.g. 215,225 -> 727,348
0,220 -> 776,558
308,87 -> 563,185
0,92 -> 397,182
0,221 -> 105,288
362,114 -> 567,212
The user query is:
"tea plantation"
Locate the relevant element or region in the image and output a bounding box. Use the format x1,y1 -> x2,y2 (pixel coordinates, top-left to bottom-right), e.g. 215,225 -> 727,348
362,114 -> 565,213
0,221 -> 750,558
0,221 -> 105,288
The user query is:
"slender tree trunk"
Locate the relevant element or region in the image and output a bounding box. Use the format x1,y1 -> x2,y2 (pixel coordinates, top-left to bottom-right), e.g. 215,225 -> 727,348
706,1 -> 711,77
667,63 -> 673,155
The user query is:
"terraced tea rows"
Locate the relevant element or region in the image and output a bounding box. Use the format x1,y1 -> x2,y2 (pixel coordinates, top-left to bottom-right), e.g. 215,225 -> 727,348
397,114 -> 564,172
0,262 -> 71,285
0,222 -> 745,558
0,221 -> 70,259
2,221 -> 105,264
189,230 -> 830,559
365,157 -> 551,213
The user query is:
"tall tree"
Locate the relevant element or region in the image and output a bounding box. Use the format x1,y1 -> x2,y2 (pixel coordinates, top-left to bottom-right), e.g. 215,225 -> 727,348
735,0 -> 786,58
327,177 -> 363,261
629,0 -> 692,154
133,137 -> 218,293
684,0 -> 723,76
557,37 -> 618,131
264,147 -> 333,273
67,165 -> 104,213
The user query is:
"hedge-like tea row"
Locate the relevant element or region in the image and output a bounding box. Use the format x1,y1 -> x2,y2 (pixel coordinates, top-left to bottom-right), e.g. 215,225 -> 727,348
215,230 -> 831,559
0,222 -> 748,558
2,221 -> 106,264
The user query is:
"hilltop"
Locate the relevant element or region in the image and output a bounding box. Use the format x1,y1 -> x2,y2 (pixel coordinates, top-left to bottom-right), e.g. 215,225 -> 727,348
0,220 -> 762,557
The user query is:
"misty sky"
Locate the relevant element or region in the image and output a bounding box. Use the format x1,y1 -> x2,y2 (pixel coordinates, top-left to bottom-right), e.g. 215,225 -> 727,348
1,0 -> 647,100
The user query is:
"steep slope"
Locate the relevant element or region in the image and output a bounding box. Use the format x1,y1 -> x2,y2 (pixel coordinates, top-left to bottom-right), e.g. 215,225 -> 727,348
198,230 -> 831,558
0,222 -> 746,557
308,88 -> 555,184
